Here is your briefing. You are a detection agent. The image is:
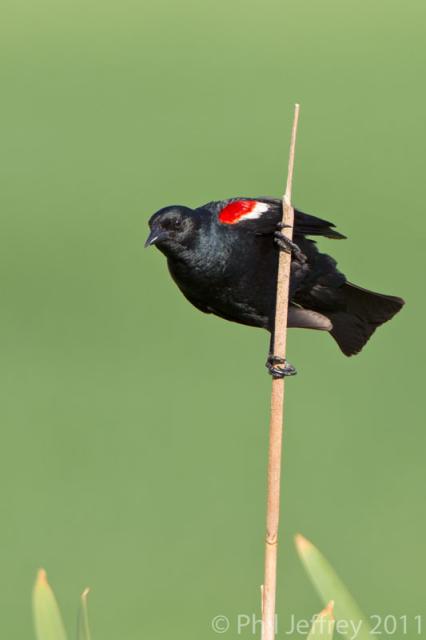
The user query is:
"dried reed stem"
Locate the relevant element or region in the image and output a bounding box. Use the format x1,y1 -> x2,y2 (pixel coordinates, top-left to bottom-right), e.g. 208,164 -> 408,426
261,104 -> 300,640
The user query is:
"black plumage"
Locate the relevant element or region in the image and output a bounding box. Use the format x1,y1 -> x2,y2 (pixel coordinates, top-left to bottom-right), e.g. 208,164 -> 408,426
145,196 -> 404,370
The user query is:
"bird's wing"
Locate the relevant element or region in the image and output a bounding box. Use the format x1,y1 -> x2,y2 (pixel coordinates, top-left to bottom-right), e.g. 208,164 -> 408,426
200,197 -> 346,240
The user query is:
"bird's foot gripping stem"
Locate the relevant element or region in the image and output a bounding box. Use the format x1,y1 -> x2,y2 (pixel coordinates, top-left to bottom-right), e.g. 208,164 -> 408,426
274,224 -> 306,263
266,355 -> 297,379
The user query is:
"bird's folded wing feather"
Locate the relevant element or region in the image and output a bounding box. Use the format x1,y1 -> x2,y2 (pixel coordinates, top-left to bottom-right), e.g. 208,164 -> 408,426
201,197 -> 346,240
255,197 -> 346,239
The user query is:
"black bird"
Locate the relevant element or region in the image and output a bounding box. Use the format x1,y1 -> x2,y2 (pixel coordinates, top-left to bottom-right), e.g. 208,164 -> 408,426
145,196 -> 404,377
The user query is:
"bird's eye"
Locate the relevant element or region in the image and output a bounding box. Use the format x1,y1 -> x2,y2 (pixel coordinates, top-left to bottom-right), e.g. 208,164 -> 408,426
173,218 -> 182,229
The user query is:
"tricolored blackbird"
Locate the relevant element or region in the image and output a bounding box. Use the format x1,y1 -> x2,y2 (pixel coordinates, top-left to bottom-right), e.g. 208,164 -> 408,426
145,196 -> 404,377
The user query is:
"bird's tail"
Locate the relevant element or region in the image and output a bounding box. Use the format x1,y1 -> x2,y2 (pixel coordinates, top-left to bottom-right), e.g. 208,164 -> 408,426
325,283 -> 404,356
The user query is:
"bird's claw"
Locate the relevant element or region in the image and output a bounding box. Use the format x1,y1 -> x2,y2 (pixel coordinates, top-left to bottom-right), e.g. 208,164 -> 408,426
274,229 -> 307,263
266,355 -> 297,379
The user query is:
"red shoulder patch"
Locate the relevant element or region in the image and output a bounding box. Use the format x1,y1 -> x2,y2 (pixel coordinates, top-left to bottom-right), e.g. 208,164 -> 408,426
218,199 -> 269,224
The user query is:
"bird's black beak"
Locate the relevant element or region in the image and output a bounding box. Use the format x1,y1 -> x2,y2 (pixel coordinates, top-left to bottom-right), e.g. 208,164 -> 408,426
145,227 -> 165,248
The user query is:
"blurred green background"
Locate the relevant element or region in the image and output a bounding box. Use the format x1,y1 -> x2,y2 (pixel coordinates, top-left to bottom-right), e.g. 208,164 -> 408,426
1,0 -> 424,637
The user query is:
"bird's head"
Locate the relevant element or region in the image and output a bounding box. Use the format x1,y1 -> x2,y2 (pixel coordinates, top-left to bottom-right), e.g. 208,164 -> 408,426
145,205 -> 198,255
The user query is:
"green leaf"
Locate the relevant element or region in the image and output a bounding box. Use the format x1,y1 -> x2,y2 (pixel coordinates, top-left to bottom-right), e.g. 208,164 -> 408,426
77,588 -> 92,640
32,569 -> 68,640
296,534 -> 372,640
308,601 -> 335,639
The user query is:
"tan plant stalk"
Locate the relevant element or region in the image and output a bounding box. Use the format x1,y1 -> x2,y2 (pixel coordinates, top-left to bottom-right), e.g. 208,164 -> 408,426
261,104 -> 300,640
